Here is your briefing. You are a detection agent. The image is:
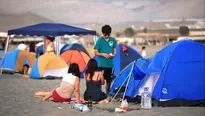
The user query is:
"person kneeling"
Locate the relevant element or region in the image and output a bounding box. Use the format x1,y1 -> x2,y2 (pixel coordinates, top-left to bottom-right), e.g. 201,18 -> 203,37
84,59 -> 108,104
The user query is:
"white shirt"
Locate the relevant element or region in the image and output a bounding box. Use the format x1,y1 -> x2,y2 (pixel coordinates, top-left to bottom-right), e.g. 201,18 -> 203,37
17,44 -> 27,50
141,50 -> 146,57
35,42 -> 44,47
56,73 -> 76,98
173,37 -> 190,43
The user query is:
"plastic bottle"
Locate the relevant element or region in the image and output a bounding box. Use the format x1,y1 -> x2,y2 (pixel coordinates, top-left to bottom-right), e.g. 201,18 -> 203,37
87,96 -> 92,110
141,87 -> 152,109
120,99 -> 128,111
74,104 -> 91,112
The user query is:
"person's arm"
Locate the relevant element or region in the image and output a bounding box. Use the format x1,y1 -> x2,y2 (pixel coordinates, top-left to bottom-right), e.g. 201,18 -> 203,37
99,71 -> 105,85
113,39 -> 117,57
43,92 -> 52,101
74,77 -> 81,103
94,38 -> 111,59
94,50 -> 111,59
113,48 -> 116,56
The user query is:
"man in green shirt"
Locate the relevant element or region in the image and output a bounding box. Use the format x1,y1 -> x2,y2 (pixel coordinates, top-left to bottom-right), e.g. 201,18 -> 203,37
94,25 -> 117,95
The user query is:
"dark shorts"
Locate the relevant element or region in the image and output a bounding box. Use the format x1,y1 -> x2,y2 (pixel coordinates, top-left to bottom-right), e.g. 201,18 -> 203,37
98,67 -> 113,83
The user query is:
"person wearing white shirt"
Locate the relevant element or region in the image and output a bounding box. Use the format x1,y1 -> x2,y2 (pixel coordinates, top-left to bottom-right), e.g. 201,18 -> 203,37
140,46 -> 146,57
17,42 -> 27,51
174,26 -> 190,43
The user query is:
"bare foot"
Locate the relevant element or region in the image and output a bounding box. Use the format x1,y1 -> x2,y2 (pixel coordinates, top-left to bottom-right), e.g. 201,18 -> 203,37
99,99 -> 109,104
23,75 -> 30,78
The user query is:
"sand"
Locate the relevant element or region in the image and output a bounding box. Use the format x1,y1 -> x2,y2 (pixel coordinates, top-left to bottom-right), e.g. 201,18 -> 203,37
0,74 -> 204,116
0,45 -> 204,116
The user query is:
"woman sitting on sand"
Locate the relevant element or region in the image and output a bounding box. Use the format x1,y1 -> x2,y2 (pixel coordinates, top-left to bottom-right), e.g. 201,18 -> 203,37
84,59 -> 108,103
35,63 -> 84,103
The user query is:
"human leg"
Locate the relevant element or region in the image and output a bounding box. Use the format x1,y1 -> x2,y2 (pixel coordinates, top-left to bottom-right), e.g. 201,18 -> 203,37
43,92 -> 52,101
103,68 -> 113,94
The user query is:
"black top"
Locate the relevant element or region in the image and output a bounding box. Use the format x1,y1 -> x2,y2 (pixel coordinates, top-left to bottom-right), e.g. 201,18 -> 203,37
84,73 -> 107,101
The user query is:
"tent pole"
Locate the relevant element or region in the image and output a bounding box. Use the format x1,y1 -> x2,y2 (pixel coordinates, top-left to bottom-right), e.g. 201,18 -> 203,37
122,63 -> 135,100
0,36 -> 10,75
110,62 -> 135,103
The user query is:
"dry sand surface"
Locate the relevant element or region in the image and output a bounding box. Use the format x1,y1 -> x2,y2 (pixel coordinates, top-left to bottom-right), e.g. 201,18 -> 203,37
0,45 -> 204,116
0,75 -> 204,116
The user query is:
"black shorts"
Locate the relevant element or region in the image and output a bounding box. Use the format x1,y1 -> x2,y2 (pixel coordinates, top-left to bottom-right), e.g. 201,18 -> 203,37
98,67 -> 113,83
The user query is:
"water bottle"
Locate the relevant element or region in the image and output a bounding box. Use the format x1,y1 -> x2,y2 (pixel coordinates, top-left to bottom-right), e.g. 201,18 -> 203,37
74,104 -> 91,112
87,96 -> 92,110
141,87 -> 152,109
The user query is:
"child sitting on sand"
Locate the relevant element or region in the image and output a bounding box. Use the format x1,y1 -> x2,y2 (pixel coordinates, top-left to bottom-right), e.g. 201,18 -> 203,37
35,63 -> 84,103
84,59 -> 109,104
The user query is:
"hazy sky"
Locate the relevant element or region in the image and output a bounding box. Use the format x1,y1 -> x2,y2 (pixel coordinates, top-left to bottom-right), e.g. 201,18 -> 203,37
0,0 -> 204,24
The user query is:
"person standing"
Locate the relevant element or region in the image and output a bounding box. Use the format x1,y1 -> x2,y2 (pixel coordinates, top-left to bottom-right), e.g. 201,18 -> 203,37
94,25 -> 117,95
174,26 -> 190,43
140,46 -> 146,57
45,36 -> 55,54
17,42 -> 27,51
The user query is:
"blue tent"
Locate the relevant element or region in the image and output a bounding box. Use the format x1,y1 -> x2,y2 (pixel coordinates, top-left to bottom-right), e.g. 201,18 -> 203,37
36,45 -> 44,55
113,44 -> 142,76
110,40 -> 205,106
80,44 -> 142,78
8,23 -> 96,36
0,49 -> 31,72
0,49 -> 20,72
110,61 -> 146,98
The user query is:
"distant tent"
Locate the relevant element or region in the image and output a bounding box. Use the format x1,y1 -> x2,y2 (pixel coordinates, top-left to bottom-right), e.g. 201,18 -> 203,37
86,48 -> 95,57
113,44 -> 142,76
0,49 -> 36,73
35,42 -> 44,55
110,40 -> 205,106
29,54 -> 68,79
60,44 -> 91,72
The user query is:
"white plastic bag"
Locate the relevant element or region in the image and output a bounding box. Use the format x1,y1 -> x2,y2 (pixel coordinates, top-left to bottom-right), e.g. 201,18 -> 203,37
120,99 -> 128,111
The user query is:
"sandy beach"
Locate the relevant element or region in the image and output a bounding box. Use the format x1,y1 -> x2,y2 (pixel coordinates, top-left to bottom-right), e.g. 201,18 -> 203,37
0,74 -> 204,116
0,45 -> 204,116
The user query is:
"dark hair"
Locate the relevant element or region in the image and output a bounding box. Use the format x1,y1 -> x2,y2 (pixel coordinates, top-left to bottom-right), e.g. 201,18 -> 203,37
142,46 -> 146,50
46,36 -> 55,42
68,63 -> 80,78
179,26 -> 189,36
23,64 -> 29,68
102,25 -> 112,34
29,42 -> 35,52
85,59 -> 98,80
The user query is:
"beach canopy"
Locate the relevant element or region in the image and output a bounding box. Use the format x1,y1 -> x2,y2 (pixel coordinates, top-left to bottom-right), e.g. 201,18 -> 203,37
8,23 -> 96,36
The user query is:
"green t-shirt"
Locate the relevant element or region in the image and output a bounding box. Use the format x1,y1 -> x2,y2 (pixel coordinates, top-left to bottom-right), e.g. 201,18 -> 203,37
94,36 -> 117,67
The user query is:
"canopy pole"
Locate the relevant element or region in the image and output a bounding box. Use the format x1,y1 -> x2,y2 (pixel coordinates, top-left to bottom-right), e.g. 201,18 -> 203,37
55,36 -> 60,56
93,35 -> 97,44
0,36 -> 10,75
